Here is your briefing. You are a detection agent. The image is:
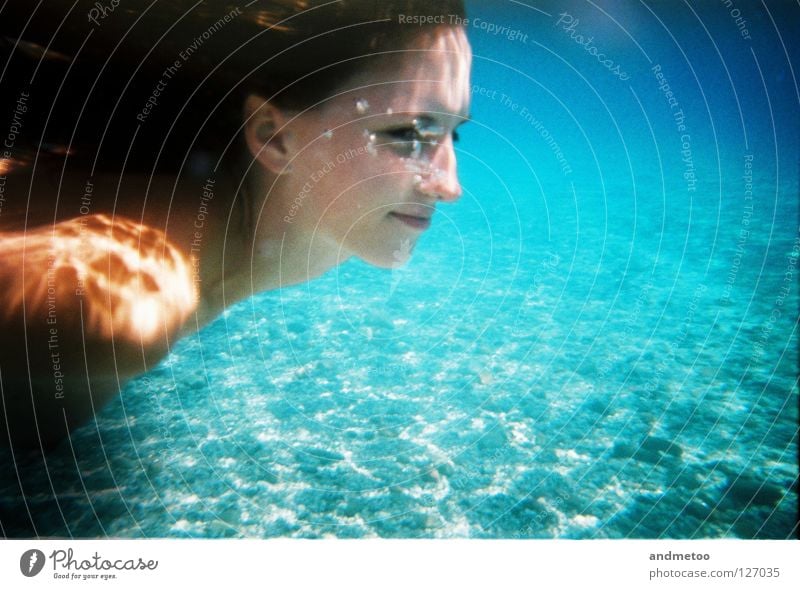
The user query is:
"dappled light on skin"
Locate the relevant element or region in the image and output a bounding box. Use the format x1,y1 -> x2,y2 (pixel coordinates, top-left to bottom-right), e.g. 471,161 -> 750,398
130,298 -> 162,342
437,28 -> 472,111
406,28 -> 472,117
247,9 -> 291,31
0,156 -> 30,176
1,214 -> 195,345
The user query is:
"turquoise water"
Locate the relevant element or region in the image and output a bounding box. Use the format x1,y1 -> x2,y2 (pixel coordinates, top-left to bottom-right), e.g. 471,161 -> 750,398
2,1 -> 797,538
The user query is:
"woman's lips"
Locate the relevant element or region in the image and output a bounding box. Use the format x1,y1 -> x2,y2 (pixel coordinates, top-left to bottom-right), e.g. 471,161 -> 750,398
389,212 -> 432,230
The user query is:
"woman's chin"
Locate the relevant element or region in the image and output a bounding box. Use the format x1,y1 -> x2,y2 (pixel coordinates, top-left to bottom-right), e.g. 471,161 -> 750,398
358,247 -> 413,270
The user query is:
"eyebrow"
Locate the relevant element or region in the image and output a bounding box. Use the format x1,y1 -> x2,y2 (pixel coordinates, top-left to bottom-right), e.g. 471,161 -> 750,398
413,113 -> 473,128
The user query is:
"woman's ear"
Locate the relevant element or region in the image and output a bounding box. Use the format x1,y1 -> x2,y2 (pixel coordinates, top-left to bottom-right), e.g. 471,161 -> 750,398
243,95 -> 295,174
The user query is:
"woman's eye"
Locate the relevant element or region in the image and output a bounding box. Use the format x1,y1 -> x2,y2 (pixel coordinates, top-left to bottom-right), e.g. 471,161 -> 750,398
382,127 -> 421,143
376,124 -> 454,157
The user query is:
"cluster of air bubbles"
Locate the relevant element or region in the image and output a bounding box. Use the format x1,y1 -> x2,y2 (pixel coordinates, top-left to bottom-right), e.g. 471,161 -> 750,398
355,98 -> 370,115
409,165 -> 446,189
403,155 -> 444,190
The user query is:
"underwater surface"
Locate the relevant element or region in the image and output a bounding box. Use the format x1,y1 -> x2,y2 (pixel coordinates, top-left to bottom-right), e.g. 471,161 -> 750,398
1,0 -> 797,538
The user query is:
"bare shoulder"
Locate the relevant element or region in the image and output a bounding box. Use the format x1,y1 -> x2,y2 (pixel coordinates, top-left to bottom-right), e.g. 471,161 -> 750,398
1,213 -> 197,345
0,213 -> 198,448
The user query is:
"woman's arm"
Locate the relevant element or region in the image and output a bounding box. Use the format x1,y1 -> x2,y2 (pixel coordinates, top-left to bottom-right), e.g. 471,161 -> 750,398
0,214 -> 197,449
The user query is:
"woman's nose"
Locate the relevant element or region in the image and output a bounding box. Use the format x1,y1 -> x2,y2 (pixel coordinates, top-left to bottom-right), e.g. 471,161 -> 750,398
417,137 -> 462,202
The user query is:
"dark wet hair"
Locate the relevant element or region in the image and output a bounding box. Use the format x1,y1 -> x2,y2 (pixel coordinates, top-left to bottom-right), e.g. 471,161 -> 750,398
0,0 -> 466,173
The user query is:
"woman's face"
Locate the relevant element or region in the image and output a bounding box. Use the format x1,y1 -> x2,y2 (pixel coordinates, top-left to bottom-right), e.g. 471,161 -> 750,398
276,26 -> 472,269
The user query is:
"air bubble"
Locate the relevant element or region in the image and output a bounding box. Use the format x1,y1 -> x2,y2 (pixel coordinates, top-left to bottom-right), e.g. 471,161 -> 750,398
322,129 -> 333,139
366,133 -> 377,156
412,174 -> 423,185
355,99 -> 370,114
386,108 -> 394,115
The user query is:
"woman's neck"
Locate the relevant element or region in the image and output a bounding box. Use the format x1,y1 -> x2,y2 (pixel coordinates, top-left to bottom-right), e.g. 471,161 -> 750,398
195,168 -> 347,325
251,179 -> 346,287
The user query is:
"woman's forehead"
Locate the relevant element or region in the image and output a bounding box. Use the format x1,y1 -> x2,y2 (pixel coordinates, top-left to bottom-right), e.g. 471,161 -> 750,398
328,28 -> 472,120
